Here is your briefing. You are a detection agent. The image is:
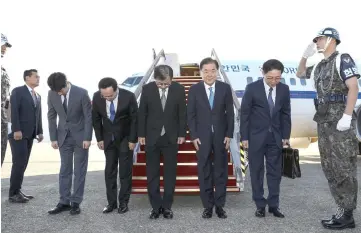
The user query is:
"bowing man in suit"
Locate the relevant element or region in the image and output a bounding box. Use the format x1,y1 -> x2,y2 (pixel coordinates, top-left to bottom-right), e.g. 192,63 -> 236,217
8,69 -> 43,203
138,65 -> 187,219
187,57 -> 234,219
47,72 -> 93,215
240,59 -> 291,218
92,77 -> 138,214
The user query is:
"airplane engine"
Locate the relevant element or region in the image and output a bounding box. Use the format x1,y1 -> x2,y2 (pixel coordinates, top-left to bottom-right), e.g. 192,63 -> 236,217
289,137 -> 312,148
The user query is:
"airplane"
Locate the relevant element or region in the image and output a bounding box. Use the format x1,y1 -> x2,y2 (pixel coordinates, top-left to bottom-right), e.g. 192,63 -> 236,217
120,52 -> 361,152
119,72 -> 145,93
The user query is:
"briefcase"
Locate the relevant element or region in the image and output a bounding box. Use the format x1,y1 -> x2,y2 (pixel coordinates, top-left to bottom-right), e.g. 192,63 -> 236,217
282,147 -> 301,179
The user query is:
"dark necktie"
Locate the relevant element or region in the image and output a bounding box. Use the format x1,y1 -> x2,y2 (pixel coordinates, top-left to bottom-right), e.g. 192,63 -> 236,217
160,89 -> 166,135
268,87 -> 274,117
110,100 -> 116,140
110,101 -> 115,122
63,95 -> 67,114
31,90 -> 37,107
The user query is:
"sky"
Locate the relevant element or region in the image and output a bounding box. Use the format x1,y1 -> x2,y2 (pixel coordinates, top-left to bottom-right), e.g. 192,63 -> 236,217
1,0 -> 360,141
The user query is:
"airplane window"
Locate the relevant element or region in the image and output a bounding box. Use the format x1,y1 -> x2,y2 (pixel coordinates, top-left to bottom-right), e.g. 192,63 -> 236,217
290,78 -> 296,85
300,79 -> 307,86
247,77 -> 253,84
122,77 -> 136,86
133,76 -> 143,85
280,78 -> 285,84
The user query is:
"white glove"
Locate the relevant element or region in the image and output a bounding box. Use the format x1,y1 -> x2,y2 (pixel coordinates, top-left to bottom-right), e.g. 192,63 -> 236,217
336,113 -> 352,131
302,42 -> 317,59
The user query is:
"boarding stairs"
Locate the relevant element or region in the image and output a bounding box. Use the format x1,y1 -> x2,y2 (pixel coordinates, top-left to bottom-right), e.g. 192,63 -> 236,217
131,49 -> 244,194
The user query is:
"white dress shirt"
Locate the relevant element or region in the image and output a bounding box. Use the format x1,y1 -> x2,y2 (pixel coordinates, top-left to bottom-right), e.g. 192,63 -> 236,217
26,84 -> 39,104
106,89 -> 119,119
204,82 -> 215,132
61,84 -> 71,106
204,82 -> 215,98
158,87 -> 169,99
263,79 -> 276,103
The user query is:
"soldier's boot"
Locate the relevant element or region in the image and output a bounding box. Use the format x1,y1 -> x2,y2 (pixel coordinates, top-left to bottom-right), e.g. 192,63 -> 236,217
320,206 -> 340,224
322,208 -> 355,230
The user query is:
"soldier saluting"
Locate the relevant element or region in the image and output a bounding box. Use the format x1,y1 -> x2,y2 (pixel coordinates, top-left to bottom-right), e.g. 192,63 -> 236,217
296,28 -> 360,230
1,33 -> 12,166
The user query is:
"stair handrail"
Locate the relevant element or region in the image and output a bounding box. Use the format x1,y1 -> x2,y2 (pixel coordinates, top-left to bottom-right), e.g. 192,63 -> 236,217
132,49 -> 166,163
211,49 -> 241,111
211,48 -> 243,187
133,49 -> 166,100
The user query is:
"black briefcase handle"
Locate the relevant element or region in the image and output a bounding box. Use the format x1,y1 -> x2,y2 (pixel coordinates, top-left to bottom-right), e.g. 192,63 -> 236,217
283,141 -> 291,149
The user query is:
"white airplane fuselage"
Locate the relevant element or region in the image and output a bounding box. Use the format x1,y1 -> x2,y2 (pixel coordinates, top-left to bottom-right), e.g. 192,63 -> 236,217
120,57 -> 361,148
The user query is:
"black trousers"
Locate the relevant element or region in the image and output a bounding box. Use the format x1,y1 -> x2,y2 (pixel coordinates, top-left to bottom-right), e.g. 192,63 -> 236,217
197,133 -> 228,209
9,137 -> 34,196
249,132 -> 282,209
104,137 -> 133,206
145,134 -> 178,210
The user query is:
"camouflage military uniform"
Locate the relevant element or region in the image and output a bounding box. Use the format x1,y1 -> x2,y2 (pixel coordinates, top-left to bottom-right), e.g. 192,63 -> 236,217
305,51 -> 359,211
1,66 -> 10,166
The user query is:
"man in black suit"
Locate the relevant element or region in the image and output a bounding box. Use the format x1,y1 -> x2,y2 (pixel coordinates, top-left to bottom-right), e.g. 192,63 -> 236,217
187,57 -> 234,219
92,77 -> 138,214
138,65 -> 187,219
240,59 -> 291,218
8,69 -> 43,203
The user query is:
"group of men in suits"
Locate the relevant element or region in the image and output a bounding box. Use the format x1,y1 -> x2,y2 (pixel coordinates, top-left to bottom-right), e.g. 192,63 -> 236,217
6,57 -> 291,221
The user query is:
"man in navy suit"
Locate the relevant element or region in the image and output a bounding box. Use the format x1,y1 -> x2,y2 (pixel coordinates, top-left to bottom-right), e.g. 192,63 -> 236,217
8,69 -> 43,203
240,59 -> 291,218
187,57 -> 234,219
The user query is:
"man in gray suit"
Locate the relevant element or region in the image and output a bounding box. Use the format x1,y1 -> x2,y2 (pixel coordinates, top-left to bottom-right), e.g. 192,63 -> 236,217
46,72 -> 92,215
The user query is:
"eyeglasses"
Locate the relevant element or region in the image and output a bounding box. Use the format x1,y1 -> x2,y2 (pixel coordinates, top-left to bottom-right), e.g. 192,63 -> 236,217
265,76 -> 281,81
155,81 -> 170,87
201,70 -> 217,75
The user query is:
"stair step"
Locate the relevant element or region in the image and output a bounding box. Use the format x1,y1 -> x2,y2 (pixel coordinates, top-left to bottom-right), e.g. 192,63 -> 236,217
132,163 -> 234,176
139,141 -> 195,151
136,150 -> 231,163
131,186 -> 240,194
137,150 -> 197,155
132,176 -> 237,187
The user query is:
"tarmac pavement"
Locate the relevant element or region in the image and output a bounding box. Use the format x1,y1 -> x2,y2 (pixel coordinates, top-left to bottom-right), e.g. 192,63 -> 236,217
1,142 -> 360,233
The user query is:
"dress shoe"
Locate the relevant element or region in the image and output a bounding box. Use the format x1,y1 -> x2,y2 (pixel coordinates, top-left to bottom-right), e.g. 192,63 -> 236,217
202,208 -> 213,219
9,194 -> 29,203
103,204 -> 117,213
70,203 -> 81,215
269,207 -> 285,218
149,209 -> 160,219
255,207 -> 265,217
118,204 -> 129,214
322,209 -> 355,230
215,207 -> 227,219
48,203 -> 72,214
19,190 -> 34,199
163,208 -> 173,219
